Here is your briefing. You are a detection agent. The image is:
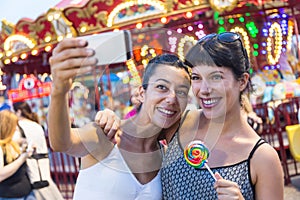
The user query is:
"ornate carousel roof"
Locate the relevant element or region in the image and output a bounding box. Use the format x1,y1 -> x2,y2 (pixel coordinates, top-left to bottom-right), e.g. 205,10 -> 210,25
0,0 -> 299,75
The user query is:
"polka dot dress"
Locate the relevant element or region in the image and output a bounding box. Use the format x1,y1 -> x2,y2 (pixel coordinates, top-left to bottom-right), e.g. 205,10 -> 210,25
161,133 -> 256,200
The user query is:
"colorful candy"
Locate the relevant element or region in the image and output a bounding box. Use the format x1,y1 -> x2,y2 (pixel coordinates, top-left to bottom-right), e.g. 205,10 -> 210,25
184,140 -> 217,181
184,140 -> 209,168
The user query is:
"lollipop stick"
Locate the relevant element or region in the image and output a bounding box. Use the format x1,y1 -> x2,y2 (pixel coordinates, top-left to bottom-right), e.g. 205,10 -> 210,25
204,163 -> 217,181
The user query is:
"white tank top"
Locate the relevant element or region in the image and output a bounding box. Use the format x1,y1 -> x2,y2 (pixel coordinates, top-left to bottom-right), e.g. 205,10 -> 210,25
74,145 -> 162,200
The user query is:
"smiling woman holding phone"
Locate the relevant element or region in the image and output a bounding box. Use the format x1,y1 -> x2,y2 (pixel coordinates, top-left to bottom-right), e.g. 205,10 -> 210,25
47,35 -> 192,200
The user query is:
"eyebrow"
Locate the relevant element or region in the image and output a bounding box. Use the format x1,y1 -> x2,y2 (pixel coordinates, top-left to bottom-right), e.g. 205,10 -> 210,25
209,71 -> 224,75
192,70 -> 224,76
154,78 -> 190,90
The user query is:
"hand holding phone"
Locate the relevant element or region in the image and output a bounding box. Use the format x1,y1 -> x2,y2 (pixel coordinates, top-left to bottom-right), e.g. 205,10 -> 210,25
80,30 -> 133,66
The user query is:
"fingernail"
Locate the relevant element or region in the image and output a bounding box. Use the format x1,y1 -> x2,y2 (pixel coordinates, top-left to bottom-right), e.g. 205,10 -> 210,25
85,66 -> 92,72
86,49 -> 94,55
79,39 -> 86,46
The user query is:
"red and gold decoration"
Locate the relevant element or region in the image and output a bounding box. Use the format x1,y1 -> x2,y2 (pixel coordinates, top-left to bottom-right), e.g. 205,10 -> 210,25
209,0 -> 239,14
0,0 -> 299,86
7,74 -> 51,102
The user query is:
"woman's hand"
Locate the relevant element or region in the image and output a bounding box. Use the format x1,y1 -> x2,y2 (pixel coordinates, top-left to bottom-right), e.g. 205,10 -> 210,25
214,173 -> 244,200
49,38 -> 97,97
94,109 -> 121,142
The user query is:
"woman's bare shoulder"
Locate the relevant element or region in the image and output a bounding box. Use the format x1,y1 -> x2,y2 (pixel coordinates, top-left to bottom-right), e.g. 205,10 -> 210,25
252,141 -> 280,165
69,122 -> 114,158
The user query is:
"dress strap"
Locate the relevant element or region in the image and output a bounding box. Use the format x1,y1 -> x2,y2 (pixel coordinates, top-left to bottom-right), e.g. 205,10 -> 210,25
248,138 -> 266,160
247,138 -> 266,196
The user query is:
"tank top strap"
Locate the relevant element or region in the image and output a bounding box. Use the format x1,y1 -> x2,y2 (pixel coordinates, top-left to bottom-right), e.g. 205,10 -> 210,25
169,110 -> 190,143
248,138 -> 266,160
247,138 -> 266,194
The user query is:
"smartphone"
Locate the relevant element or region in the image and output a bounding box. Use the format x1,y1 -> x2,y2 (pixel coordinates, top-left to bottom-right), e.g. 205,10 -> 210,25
80,30 -> 133,66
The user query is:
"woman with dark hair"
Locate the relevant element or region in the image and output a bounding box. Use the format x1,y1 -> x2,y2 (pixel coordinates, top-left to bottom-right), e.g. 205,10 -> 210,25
161,32 -> 283,199
47,36 -> 192,200
0,110 -> 35,200
13,102 -> 63,200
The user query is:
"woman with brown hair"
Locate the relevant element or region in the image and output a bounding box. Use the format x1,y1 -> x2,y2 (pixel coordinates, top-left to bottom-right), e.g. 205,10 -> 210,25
0,110 -> 34,199
13,102 -> 63,200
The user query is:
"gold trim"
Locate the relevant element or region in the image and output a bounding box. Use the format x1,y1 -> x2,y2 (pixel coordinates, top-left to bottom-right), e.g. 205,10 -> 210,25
208,0 -> 238,14
47,8 -> 77,38
111,4 -> 208,28
64,0 -> 109,33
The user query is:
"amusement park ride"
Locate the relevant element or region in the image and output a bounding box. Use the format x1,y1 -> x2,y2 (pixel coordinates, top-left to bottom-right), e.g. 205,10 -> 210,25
0,0 -> 299,117
0,0 -> 299,75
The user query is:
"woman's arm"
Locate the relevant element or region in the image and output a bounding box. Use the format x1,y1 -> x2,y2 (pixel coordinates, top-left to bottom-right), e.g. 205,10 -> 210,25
214,143 -> 284,200
48,38 -> 113,158
252,144 -> 284,200
0,149 -> 31,182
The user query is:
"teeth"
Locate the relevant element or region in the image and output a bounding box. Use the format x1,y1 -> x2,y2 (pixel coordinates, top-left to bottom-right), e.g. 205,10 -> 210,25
203,99 -> 218,105
158,108 -> 175,115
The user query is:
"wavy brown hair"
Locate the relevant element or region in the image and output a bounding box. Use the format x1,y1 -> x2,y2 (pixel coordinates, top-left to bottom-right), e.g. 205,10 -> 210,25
13,101 -> 39,123
0,110 -> 21,163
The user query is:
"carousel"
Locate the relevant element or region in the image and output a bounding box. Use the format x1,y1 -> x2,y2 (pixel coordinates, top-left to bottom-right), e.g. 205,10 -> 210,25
0,0 -> 300,120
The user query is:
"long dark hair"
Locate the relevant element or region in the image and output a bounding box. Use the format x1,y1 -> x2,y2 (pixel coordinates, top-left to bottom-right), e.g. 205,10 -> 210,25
13,101 -> 39,123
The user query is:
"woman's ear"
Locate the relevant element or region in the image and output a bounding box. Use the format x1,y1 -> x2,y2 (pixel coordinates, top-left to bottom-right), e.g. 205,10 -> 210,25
239,73 -> 250,91
137,85 -> 145,103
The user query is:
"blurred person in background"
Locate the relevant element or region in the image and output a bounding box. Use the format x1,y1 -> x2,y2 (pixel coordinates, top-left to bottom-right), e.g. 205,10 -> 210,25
0,110 -> 35,200
123,87 -> 141,119
13,102 -> 63,200
241,94 -> 263,134
0,91 -> 11,111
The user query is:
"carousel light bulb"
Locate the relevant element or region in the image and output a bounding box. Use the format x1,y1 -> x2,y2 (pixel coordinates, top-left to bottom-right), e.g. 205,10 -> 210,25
194,0 -> 200,5
198,24 -> 203,29
136,23 -> 143,29
45,46 -> 52,52
149,49 -> 155,54
185,12 -> 193,19
11,56 -> 18,62
4,59 -> 10,64
31,49 -> 38,56
142,59 -> 148,66
47,15 -> 54,21
161,17 -> 167,24
80,26 -> 87,33
44,36 -> 51,42
6,51 -> 12,57
20,53 -> 27,59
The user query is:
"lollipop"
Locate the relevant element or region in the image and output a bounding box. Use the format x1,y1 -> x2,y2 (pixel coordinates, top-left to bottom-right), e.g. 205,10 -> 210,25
184,140 -> 216,181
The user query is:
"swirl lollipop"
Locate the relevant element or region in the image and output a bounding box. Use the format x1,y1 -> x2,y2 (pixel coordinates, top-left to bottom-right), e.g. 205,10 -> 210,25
184,140 -> 216,181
